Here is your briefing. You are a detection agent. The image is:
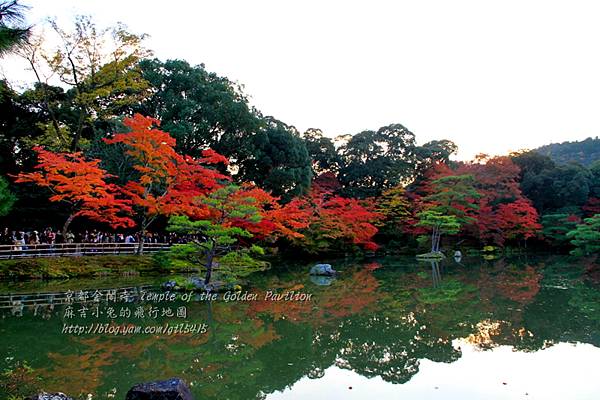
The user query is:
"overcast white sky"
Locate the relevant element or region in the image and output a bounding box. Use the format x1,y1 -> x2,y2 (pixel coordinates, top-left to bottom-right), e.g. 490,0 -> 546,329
3,0 -> 600,160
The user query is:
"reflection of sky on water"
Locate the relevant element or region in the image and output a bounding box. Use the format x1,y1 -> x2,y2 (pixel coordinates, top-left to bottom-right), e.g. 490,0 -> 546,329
268,342 -> 600,400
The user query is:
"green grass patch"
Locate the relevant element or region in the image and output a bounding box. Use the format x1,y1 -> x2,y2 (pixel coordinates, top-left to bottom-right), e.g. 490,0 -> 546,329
0,255 -> 162,280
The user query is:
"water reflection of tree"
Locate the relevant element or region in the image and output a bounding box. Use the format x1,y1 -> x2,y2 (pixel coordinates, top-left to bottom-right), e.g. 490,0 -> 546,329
2,257 -> 600,399
431,261 -> 442,288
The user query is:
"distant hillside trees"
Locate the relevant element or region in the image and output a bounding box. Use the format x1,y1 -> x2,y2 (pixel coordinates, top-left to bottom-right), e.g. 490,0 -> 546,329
535,137 -> 600,167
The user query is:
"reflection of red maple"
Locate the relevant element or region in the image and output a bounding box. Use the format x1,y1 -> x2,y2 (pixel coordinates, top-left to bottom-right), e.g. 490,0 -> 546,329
237,319 -> 281,349
247,269 -> 381,324
364,262 -> 382,271
42,335 -> 159,394
496,265 -> 542,304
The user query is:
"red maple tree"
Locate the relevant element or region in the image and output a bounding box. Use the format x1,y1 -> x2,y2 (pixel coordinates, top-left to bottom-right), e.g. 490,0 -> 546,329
14,147 -> 134,237
103,113 -> 229,252
228,185 -> 310,241
287,184 -> 382,252
495,198 -> 541,242
412,156 -> 542,246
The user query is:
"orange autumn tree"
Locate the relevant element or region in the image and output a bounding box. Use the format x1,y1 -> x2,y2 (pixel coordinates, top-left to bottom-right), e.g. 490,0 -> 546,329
495,198 -> 541,244
14,147 -> 134,237
457,155 -> 541,245
285,181 -> 382,254
228,184 -> 310,242
103,113 -> 229,253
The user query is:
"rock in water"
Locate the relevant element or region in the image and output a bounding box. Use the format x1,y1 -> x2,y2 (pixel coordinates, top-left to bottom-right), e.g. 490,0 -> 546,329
310,263 -> 336,276
310,275 -> 335,285
125,378 -> 193,400
28,393 -> 73,400
162,280 -> 177,291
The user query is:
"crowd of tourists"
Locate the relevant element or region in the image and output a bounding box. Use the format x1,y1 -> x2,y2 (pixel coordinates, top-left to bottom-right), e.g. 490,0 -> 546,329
0,227 -> 187,251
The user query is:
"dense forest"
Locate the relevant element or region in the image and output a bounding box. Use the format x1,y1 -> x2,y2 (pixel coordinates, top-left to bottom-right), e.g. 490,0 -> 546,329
0,8 -> 598,272
536,137 -> 600,167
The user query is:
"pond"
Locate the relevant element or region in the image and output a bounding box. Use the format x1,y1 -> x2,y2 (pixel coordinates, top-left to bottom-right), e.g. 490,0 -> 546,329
1,255 -> 599,399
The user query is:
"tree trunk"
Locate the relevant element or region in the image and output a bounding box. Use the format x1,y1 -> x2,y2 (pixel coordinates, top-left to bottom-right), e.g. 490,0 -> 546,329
137,220 -> 146,255
62,213 -> 76,239
204,243 -> 216,285
431,226 -> 442,253
70,109 -> 86,151
28,59 -> 66,148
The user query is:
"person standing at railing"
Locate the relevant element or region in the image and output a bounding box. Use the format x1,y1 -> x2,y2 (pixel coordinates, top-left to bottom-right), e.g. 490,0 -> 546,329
13,232 -> 25,252
29,231 -> 40,245
65,231 -> 74,244
43,228 -> 55,245
0,228 -> 12,246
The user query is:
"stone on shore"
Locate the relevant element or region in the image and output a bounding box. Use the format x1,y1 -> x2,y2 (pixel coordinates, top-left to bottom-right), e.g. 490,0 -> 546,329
162,277 -> 226,292
125,377 -> 193,400
28,393 -> 73,400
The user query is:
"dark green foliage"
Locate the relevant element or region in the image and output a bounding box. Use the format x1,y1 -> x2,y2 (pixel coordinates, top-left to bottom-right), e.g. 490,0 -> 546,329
166,185 -> 268,284
0,80 -> 46,174
86,118 -> 138,185
137,58 -> 261,160
0,175 -> 15,216
0,0 -> 30,56
413,139 -> 458,177
137,59 -> 312,199
536,137 -> 600,167
541,213 -> 580,246
302,128 -> 341,174
238,118 -> 312,200
567,214 -> 600,256
513,150 -> 593,213
339,124 -> 417,198
338,124 -> 457,198
589,160 -> 600,198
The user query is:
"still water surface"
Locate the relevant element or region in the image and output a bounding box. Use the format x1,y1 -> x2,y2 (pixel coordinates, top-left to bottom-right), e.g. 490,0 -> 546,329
1,255 -> 599,399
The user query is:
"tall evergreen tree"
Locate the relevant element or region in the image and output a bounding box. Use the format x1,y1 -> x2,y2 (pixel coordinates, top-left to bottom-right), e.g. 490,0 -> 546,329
0,1 -> 30,57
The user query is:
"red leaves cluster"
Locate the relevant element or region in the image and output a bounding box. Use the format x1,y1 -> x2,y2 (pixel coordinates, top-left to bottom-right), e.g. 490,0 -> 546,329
103,114 -> 229,224
288,184 -> 382,251
582,197 -> 600,217
495,199 -> 541,241
13,115 -> 546,251
461,157 -> 541,244
228,179 -> 382,251
411,156 -> 542,245
15,114 -> 231,235
14,147 -> 134,229
227,184 -> 310,241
